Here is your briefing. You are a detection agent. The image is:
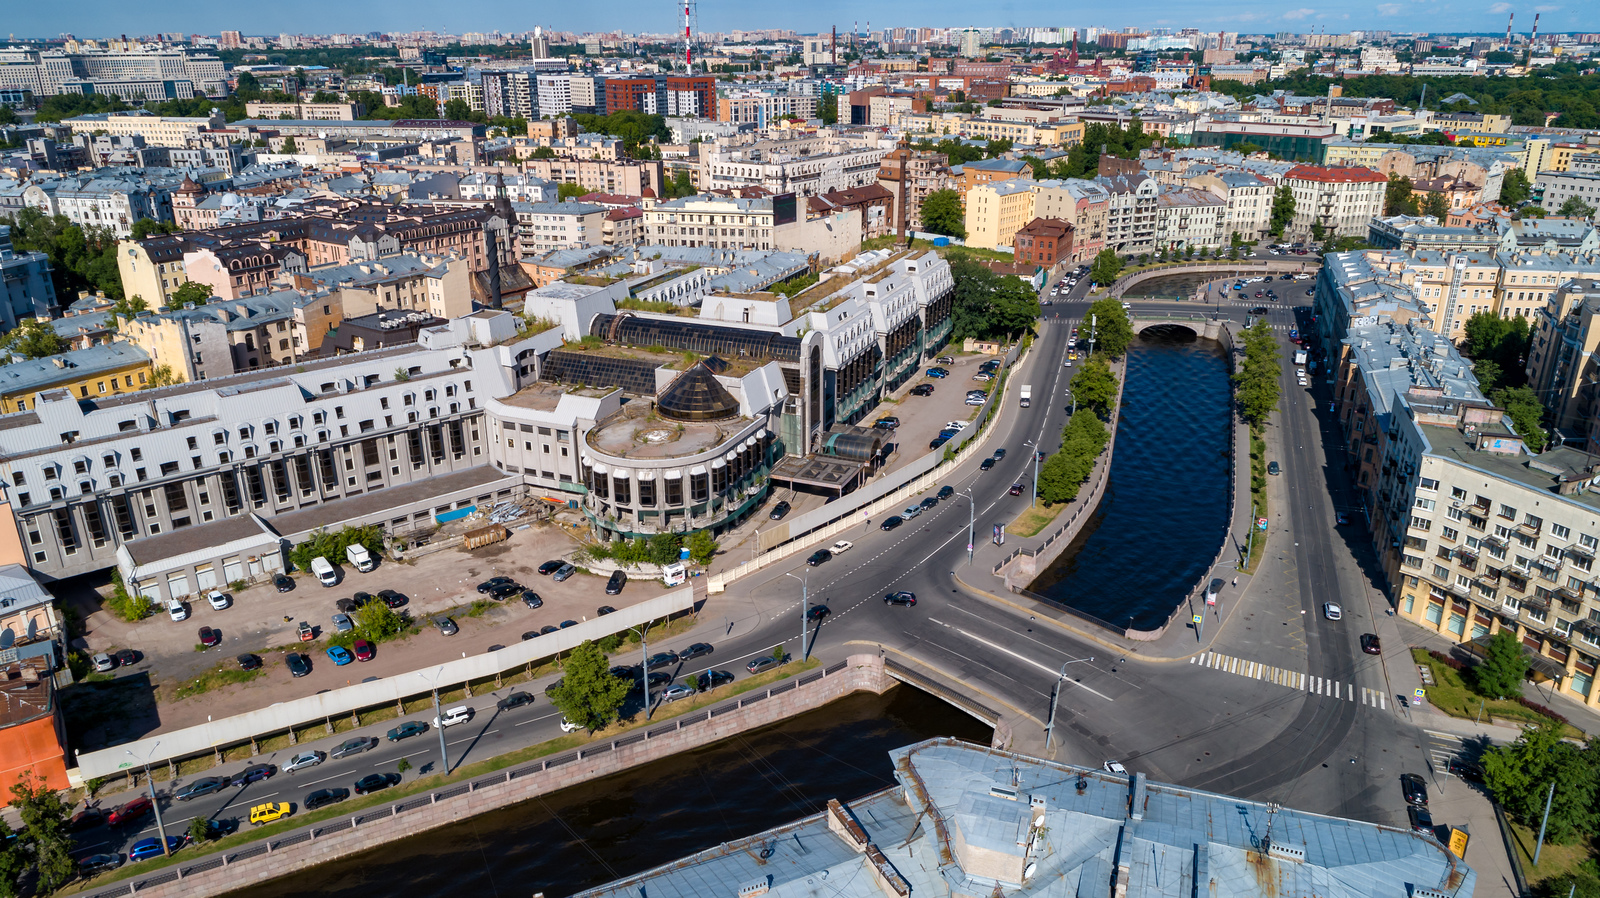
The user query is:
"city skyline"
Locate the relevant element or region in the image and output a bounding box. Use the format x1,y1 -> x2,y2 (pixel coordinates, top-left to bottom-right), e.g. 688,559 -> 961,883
4,1 -> 1596,44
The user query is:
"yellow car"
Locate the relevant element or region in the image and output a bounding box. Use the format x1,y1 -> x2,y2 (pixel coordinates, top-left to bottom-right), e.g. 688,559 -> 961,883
249,802 -> 292,826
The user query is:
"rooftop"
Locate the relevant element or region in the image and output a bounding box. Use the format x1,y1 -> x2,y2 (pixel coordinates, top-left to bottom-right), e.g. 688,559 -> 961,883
585,397 -> 751,461
1421,423 -> 1600,513
0,343 -> 150,396
496,381 -> 615,412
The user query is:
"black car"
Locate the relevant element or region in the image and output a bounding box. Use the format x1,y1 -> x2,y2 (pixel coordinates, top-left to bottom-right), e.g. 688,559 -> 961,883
353,773 -> 400,795
597,605 -> 616,615
647,651 -> 680,670
806,549 -> 832,566
330,737 -> 376,759
606,570 -> 627,595
274,574 -> 294,593
237,652 -> 262,671
881,516 -> 904,531
806,604 -> 830,621
697,669 -> 736,691
769,500 -> 791,520
69,808 -> 106,831
929,435 -> 951,450
560,619 -> 578,628
629,672 -> 672,693
303,788 -> 350,811
335,598 -> 358,614
991,448 -> 1007,460
231,763 -> 276,787
521,591 -> 544,609
610,665 -> 641,681
175,776 -> 228,801
909,384 -> 935,396
184,818 -> 238,844
540,625 -> 559,635
285,653 -> 311,678
1447,759 -> 1484,783
488,582 -> 521,600
350,591 -> 374,608
378,589 -> 407,608
920,497 -> 939,510
116,648 -> 139,667
883,591 -> 917,607
496,691 -> 535,711
521,631 -> 540,641
980,457 -> 996,471
78,853 -> 124,876
937,486 -> 955,500
543,678 -> 564,697
1401,773 -> 1428,806
477,576 -> 516,594
681,642 -> 714,660
1407,805 -> 1435,835
537,560 -> 564,575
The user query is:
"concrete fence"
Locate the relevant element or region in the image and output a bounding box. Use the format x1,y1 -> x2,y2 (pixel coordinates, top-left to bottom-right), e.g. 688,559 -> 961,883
76,654 -> 904,898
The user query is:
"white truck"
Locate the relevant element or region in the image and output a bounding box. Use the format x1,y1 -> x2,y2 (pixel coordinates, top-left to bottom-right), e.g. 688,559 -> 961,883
1019,385 -> 1032,408
310,556 -> 338,587
345,543 -> 377,573
1293,349 -> 1308,366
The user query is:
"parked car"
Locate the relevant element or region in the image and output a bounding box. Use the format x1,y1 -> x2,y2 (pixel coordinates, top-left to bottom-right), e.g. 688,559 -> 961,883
378,589 -> 407,608
237,652 -> 262,671
282,751 -> 326,774
207,591 -> 230,610
488,582 -> 521,600
249,802 -> 291,826
559,717 -> 582,733
881,516 -> 904,531
937,486 -> 955,500
920,497 -> 939,510
387,720 -> 429,742
354,772 -> 402,796
930,434 -> 953,449
537,560 -> 564,575
902,505 -> 922,519
78,853 -> 124,876
910,383 -> 935,396
1447,759 -> 1484,782
661,683 -> 696,703
107,797 -> 152,826
647,651 -> 680,670
352,639 -> 375,662
830,540 -> 854,554
303,788 -> 350,811
1103,760 -> 1129,775
605,570 -> 627,595
1267,461 -> 1281,475
69,807 -> 106,830
1360,633 -> 1381,655
116,648 -> 138,667
883,591 -> 917,607
175,776 -> 227,801
873,417 -> 899,430
597,605 -> 616,616
769,500 -> 791,520
681,642 -> 714,660
747,655 -> 788,674
285,653 -> 311,677
926,367 -> 949,378
1407,805 -> 1435,835
1322,603 -> 1342,621
182,818 -> 238,845
552,563 -> 576,582
327,645 -> 355,666
1401,773 -> 1428,806
129,836 -> 182,862
807,604 -> 830,622
274,574 -> 294,593
477,576 -> 517,594
435,617 -> 459,636
330,737 -> 377,759
198,626 -> 220,647
497,691 -> 535,711
697,670 -> 736,691
432,705 -> 472,728
92,651 -> 115,672
807,549 -> 832,566
521,590 -> 544,609
331,613 -> 354,633
560,619 -> 578,628
937,355 -> 955,364
231,763 -> 276,787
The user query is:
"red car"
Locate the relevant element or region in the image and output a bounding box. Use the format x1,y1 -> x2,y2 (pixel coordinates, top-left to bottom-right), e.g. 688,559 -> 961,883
108,796 -> 152,826
352,639 -> 375,662
1009,483 -> 1025,496
198,626 -> 220,648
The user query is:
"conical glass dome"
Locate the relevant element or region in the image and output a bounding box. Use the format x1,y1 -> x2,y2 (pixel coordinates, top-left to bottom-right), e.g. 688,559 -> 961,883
656,362 -> 741,422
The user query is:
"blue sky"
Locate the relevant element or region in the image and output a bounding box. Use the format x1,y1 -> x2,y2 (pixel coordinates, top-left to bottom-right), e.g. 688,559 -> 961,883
7,1 -> 1594,41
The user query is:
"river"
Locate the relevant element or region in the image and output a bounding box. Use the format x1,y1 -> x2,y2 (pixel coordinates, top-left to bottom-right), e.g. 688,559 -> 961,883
223,687 -> 991,898
1029,329 -> 1233,630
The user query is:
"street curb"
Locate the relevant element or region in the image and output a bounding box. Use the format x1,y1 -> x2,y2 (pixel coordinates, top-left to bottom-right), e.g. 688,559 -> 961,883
841,639 -> 1045,731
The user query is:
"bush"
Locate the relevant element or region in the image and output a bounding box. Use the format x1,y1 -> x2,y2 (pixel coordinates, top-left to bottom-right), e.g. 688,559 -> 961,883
1515,696 -> 1571,727
106,569 -> 155,621
288,525 -> 383,573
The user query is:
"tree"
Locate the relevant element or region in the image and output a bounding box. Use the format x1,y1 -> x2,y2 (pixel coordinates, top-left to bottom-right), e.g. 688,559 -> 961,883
1088,247 -> 1123,287
557,182 -> 588,201
948,259 -> 1040,342
281,136 -> 298,153
169,280 -> 213,308
0,318 -> 65,360
188,815 -> 212,844
1421,192 -> 1451,219
1558,196 -> 1597,219
1069,358 -> 1119,416
289,524 -> 384,573
1475,629 -> 1529,699
130,218 -> 180,240
1483,721 -> 1600,844
920,189 -> 966,238
1492,385 -> 1547,453
818,93 -> 838,125
1234,319 -> 1282,425
144,364 -> 182,389
547,640 -> 631,731
1084,297 -> 1133,359
353,599 -> 410,642
1500,168 -> 1532,206
443,98 -> 473,121
1269,184 -> 1296,238
9,772 -> 75,893
529,145 -> 556,159
686,529 -> 718,565
110,294 -> 149,325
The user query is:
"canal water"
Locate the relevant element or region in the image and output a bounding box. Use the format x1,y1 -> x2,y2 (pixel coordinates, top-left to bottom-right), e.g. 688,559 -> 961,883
1029,329 -> 1232,630
227,687 -> 991,898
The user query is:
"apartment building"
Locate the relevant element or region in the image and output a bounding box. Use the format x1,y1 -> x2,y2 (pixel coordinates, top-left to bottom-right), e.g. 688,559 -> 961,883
1284,165 -> 1388,239
508,201 -> 608,256
1029,180 -> 1109,266
520,158 -> 663,198
1156,187 -> 1226,251
699,138 -> 887,198
1099,173 -> 1161,256
1013,218 -> 1073,269
963,180 -> 1037,251
1187,170 -> 1274,243
963,118 -> 1083,149
1525,281 -> 1600,438
62,111 -> 225,147
644,195 -> 776,251
1536,171 -> 1600,215
243,101 -> 364,121
0,226 -> 57,331
119,289 -> 344,382
22,172 -> 183,239
0,343 -> 154,414
602,208 -> 643,246
287,253 -> 473,321
716,92 -> 818,126
876,148 -> 953,233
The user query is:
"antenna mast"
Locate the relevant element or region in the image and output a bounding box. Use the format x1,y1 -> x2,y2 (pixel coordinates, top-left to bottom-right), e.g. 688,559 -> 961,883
682,0 -> 698,71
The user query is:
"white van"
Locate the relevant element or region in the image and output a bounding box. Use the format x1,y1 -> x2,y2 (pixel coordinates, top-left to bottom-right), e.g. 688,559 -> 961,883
661,561 -> 687,586
432,705 -> 472,728
310,556 -> 338,587
167,599 -> 189,622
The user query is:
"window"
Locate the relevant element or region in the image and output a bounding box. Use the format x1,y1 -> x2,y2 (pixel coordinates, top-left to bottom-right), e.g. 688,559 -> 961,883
1419,477 -> 1439,491
1414,497 -> 1436,511
1441,526 -> 1459,541
1433,564 -> 1450,579
1500,504 -> 1517,520
1525,513 -> 1543,530
1553,523 -> 1572,540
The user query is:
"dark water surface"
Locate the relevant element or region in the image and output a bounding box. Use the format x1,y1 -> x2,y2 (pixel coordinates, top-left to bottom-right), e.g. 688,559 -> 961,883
231,687 -> 991,898
1029,331 -> 1232,630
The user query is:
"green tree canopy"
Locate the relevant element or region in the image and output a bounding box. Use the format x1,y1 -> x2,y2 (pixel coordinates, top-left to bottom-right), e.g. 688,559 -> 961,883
1084,298 -> 1133,359
919,189 -> 966,238
1462,310 -> 1529,391
529,145 -> 557,159
171,281 -> 214,308
130,218 -> 180,240
1069,357 -> 1119,416
557,182 -> 589,201
0,318 -> 66,361
1088,247 -> 1123,287
1500,168 -> 1532,206
1420,192 -> 1451,219
948,259 -> 1039,342
1385,174 -> 1418,216
1558,196 -> 1597,219
1492,385 -> 1547,453
1483,721 -> 1600,844
5,208 -> 123,302
1475,629 -> 1529,699
1234,319 -> 1282,425
1269,185 -> 1296,238
288,525 -> 384,573
548,639 -> 632,731
9,772 -> 76,893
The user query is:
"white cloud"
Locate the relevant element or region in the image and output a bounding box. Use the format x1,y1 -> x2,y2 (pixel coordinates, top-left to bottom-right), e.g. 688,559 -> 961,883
1282,7 -> 1317,18
1534,4 -> 1560,10
1377,3 -> 1402,13
1488,1 -> 1512,10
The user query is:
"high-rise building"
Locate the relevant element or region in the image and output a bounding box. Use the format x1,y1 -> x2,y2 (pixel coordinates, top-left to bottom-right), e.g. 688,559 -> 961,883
531,26 -> 551,59
219,31 -> 243,49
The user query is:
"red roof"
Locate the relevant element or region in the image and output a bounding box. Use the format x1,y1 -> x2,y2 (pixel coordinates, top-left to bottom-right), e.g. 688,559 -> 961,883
1285,165 -> 1387,184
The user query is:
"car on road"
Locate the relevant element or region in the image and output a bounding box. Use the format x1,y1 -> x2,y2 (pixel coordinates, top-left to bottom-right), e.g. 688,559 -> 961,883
1407,805 -> 1435,835
78,853 -> 124,876
207,590 -> 230,610
129,836 -> 182,862
910,384 -> 935,396
274,574 -> 294,593
1401,773 -> 1428,806
806,549 -> 832,566
432,705 -> 472,728
629,672 -> 673,693
768,500 -> 791,520
69,807 -> 105,832
237,652 -> 262,671
991,448 -> 1007,460
559,717 -> 582,733
980,457 -> 996,471
332,612 -> 354,633
175,776 -> 228,801
661,683 -> 696,703
552,563 -> 576,581
1103,760 -> 1128,776
285,652 -> 311,677
355,774 -> 403,793
183,818 -> 238,845
606,570 -> 627,595
1267,461 -> 1280,475
198,626 -> 221,647
681,643 -> 714,661
497,691 -> 535,711
327,645 -> 354,666
352,639 -> 375,662
884,591 -> 917,607
1322,603 -> 1342,621
873,417 -> 899,430
926,367 -> 949,378
378,589 -> 407,608
304,788 -> 350,811
283,751 -> 326,773
902,505 -> 922,519
538,560 -> 564,575
920,496 -> 939,510
647,651 -> 680,670
330,737 -> 377,759
1447,759 -> 1484,782
938,486 -> 955,500
387,720 -> 429,742
249,802 -> 292,826
231,763 -> 276,787
1335,514 -> 1350,526
1360,633 -> 1381,655
1009,483 -> 1025,496
881,516 -> 904,531
830,540 -> 854,554
477,576 -> 517,594
807,604 -> 830,622
697,669 -> 736,691
747,655 -> 788,674
1250,306 -> 1268,314
108,797 -> 152,826
435,616 -> 459,636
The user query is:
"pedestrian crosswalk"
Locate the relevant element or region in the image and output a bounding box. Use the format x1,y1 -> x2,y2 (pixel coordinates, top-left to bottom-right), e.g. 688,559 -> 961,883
1190,651 -> 1387,709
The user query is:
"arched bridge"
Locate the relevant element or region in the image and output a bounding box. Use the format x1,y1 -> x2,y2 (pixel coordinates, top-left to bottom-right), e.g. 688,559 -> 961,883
1128,313 -> 1235,349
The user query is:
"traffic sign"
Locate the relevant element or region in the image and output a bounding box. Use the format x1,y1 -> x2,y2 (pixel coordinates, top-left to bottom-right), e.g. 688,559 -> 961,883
1413,688 -> 1425,698
1193,614 -> 1203,624
1257,517 -> 1268,531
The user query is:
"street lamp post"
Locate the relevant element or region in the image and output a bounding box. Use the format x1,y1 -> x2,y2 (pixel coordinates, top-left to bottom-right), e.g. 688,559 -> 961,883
1024,440 -> 1042,507
627,624 -> 652,718
784,571 -> 809,661
425,667 -> 450,774
1535,779 -> 1557,866
125,744 -> 171,856
959,488 -> 976,565
1044,658 -> 1095,752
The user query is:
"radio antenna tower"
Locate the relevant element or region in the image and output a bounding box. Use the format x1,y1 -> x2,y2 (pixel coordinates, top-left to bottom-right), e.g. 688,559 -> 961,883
681,0 -> 698,71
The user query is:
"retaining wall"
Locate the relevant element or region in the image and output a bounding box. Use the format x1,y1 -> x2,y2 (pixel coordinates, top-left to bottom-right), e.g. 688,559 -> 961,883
78,654 -> 906,898
1108,260 -> 1316,298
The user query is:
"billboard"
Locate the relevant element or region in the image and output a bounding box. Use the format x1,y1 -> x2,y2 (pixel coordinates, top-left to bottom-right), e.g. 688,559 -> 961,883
773,192 -> 798,226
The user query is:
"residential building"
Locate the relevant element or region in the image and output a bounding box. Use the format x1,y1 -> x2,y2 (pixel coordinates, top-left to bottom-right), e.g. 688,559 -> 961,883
520,157 -> 664,198
286,253 -> 473,321
1156,186 -> 1226,251
1013,218 -> 1073,269
876,148 -> 953,234
118,289 -> 343,382
699,136 -> 887,198
1525,281 -> 1600,437
61,111 -> 225,147
1367,215 -> 1501,254
1188,170 -> 1275,243
1098,173 -> 1161,256
0,343 -> 154,413
645,194 -> 776,251
1310,249 -> 1435,365
0,655 -> 68,793
0,225 -> 57,331
507,201 -> 608,256
1029,180 -> 1109,265
1284,165 -> 1388,239
1536,171 -> 1600,215
602,208 -> 643,246
22,171 -> 185,238
957,158 -> 1031,195
964,179 -> 1037,250
808,185 -> 893,242
243,101 -> 364,121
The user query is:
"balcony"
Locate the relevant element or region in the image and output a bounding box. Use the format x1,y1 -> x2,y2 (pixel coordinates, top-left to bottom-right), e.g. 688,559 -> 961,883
1518,519 -> 1542,536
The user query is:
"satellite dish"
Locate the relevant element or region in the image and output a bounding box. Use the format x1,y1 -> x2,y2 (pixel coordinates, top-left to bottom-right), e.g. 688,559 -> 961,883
0,629 -> 13,649
25,619 -> 37,641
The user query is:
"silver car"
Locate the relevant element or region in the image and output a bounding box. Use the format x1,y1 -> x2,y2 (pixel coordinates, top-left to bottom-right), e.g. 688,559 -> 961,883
282,750 -> 326,773
552,563 -> 576,582
330,737 -> 377,760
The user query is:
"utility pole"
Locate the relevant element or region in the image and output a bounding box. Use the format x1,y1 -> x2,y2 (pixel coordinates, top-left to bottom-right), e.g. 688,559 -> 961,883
426,667 -> 450,774
1535,779 -> 1556,866
784,571 -> 809,661
1044,657 -> 1093,751
126,744 -> 171,856
961,488 -> 976,565
629,624 -> 652,718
